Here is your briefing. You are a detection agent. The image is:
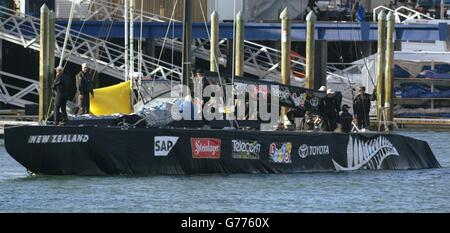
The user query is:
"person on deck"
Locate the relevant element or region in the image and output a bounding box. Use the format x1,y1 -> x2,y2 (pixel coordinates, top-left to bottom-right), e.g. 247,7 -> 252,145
319,88 -> 341,131
192,69 -> 208,112
53,66 -> 72,125
193,69 -> 211,99
76,63 -> 94,115
338,104 -> 353,133
353,85 -> 376,129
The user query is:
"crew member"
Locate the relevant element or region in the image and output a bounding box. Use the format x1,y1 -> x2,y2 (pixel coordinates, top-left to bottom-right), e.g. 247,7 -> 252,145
338,104 -> 353,133
53,66 -> 72,125
319,88 -> 341,131
353,85 -> 376,129
76,63 -> 94,114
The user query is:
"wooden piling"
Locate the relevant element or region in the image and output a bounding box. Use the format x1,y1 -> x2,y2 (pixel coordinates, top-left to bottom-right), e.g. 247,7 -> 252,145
235,11 -> 244,77
210,11 -> 219,72
384,12 -> 395,124
280,8 -> 291,120
376,11 -> 386,129
305,11 -> 316,89
39,5 -> 53,122
49,11 -> 55,89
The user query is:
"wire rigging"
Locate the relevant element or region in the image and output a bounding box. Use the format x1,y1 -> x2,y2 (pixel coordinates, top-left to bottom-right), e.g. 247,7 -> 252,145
150,0 -> 179,95
63,0 -> 93,69
198,0 -> 237,128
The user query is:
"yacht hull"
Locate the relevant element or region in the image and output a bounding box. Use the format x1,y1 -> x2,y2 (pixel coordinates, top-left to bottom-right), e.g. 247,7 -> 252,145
4,125 -> 440,175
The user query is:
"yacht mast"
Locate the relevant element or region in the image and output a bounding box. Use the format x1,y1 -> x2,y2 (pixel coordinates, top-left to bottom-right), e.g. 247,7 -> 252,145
138,0 -> 144,102
124,0 -> 129,81
129,0 -> 135,84
182,0 -> 193,93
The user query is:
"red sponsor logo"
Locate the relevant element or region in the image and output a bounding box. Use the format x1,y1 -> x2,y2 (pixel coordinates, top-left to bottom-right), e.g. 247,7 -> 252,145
191,138 -> 221,159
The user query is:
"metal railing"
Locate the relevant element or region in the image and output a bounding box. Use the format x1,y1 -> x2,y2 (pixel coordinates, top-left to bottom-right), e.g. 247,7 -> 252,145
373,5 -> 434,23
82,0 -> 311,84
73,0 -> 371,109
0,70 -> 39,107
65,0 -> 350,86
73,0 -> 171,22
0,5 -> 182,81
0,4 -> 182,106
0,0 -> 361,107
81,0 -> 356,90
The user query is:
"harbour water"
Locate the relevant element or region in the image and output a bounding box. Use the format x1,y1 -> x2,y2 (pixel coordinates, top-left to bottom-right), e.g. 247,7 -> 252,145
0,129 -> 449,213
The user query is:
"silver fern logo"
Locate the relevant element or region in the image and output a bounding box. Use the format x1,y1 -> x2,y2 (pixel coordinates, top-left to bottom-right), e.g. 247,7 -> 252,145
332,136 -> 400,171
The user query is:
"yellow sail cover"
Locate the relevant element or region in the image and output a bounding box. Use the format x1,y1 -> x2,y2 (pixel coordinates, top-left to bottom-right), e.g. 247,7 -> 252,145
90,81 -> 133,116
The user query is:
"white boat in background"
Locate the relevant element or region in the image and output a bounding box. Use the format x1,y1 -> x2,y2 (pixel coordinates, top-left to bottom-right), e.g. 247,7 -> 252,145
329,40 -> 450,116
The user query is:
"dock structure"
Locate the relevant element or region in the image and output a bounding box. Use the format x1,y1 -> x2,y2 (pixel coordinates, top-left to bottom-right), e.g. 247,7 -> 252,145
0,121 -> 39,139
63,21 -> 449,41
0,3 -> 449,132
394,118 -> 450,129
0,110 -> 38,139
369,116 -> 450,129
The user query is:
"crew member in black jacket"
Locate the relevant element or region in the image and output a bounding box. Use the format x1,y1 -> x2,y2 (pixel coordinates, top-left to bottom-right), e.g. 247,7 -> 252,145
319,88 -> 341,131
338,104 -> 353,133
53,66 -> 72,125
353,86 -> 376,129
76,63 -> 94,114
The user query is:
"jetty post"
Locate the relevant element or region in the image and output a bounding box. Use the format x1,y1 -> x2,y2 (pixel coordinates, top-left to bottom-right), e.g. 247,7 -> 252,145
305,11 -> 316,89
49,11 -> 55,88
376,11 -> 386,129
235,11 -> 244,77
210,11 -> 219,72
280,8 -> 291,120
384,12 -> 395,126
39,5 -> 54,122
